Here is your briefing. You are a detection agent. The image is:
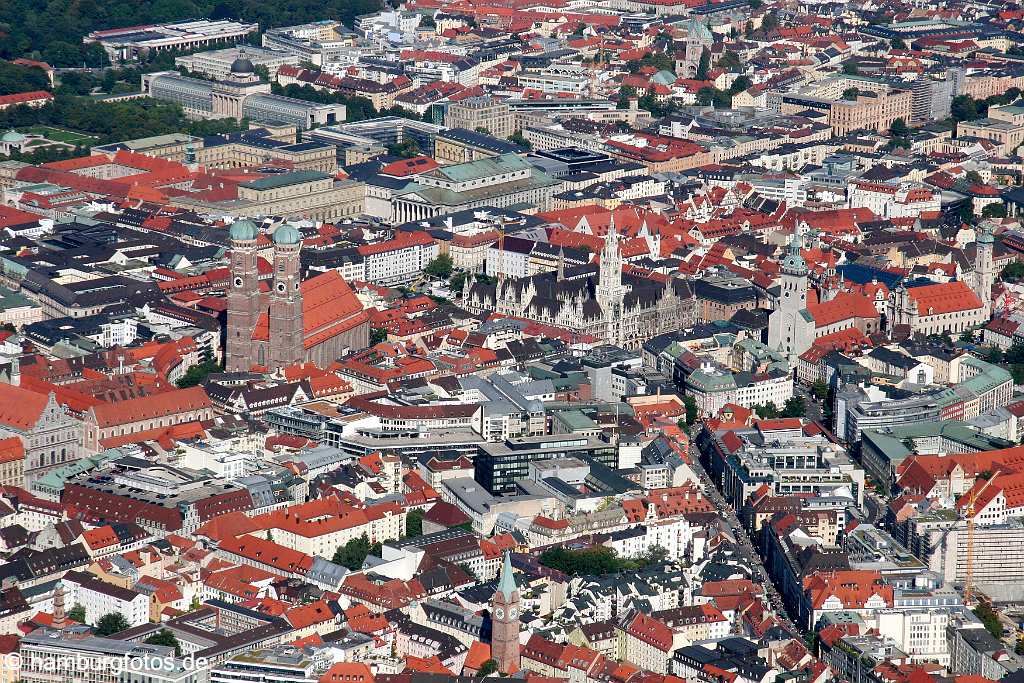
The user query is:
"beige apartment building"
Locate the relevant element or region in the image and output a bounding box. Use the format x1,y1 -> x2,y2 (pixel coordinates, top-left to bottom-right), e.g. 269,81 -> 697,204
828,90 -> 913,136
445,96 -> 515,138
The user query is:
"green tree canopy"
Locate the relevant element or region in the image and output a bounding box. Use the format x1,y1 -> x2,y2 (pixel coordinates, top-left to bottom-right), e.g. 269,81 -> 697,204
145,629 -> 182,656
696,48 -> 711,80
951,95 -> 979,122
424,254 -> 454,279
175,359 -> 220,388
405,508 -> 424,538
68,604 -> 86,624
332,534 -> 381,570
683,394 -> 698,426
982,203 -> 1007,218
729,75 -> 753,95
781,395 -> 806,418
717,51 -> 742,72
95,612 -> 130,636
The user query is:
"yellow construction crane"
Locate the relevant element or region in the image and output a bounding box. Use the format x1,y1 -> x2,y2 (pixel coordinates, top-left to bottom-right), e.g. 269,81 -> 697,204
965,471 -> 999,606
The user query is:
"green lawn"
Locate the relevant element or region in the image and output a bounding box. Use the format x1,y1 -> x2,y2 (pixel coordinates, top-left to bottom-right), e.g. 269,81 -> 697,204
19,126 -> 97,145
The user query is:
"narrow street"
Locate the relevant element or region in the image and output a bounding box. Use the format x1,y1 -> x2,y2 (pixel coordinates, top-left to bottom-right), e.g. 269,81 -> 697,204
688,438 -> 801,635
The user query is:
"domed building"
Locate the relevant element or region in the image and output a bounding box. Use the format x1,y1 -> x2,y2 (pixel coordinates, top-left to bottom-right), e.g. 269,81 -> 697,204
0,130 -> 27,155
226,219 -> 370,372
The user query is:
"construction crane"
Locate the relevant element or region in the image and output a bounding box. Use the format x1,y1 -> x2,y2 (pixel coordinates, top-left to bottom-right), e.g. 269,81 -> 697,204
964,471 -> 999,606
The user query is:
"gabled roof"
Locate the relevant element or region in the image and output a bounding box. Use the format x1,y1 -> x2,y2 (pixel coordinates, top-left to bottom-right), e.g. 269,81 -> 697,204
89,386 -> 211,428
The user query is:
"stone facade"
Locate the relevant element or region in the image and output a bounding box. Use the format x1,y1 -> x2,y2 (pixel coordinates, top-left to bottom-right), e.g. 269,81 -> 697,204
462,224 -> 694,349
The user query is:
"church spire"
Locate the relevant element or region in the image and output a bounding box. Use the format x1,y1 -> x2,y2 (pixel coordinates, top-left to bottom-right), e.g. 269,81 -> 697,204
556,247 -> 565,282
496,551 -> 517,600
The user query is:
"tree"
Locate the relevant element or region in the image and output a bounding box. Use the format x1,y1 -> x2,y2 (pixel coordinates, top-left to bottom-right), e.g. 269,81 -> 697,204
842,62 -> 860,75
145,629 -> 182,656
405,508 -> 424,538
982,203 -> 1007,219
753,402 -> 779,419
175,359 -> 220,388
68,604 -> 86,623
717,51 -> 742,72
973,601 -> 1003,640
697,86 -> 731,109
95,612 -> 130,636
539,546 -> 626,575
891,37 -> 906,49
387,139 -> 420,158
951,95 -> 979,122
841,87 -> 860,101
1002,261 -> 1024,281
781,395 -> 806,418
507,130 -> 531,149
683,394 -> 699,426
424,254 -> 454,279
728,75 -> 753,95
890,117 -> 909,138
478,659 -> 500,676
811,379 -> 829,401
696,48 -> 711,80
370,328 -> 388,345
332,534 -> 380,570
965,170 -> 983,185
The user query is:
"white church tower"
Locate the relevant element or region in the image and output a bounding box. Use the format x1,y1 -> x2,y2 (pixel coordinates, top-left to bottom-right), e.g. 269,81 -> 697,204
975,226 -> 994,319
597,218 -> 626,345
768,235 -> 814,362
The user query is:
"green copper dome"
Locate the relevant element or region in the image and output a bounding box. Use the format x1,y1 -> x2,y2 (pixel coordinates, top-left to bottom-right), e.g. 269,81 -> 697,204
229,219 -> 259,242
273,223 -> 301,245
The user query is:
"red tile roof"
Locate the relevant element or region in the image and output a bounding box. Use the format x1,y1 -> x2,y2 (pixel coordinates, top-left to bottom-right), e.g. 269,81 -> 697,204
906,281 -> 982,315
807,291 -> 880,328
0,91 -> 53,107
0,437 -> 24,465
89,386 -> 211,428
0,384 -> 50,431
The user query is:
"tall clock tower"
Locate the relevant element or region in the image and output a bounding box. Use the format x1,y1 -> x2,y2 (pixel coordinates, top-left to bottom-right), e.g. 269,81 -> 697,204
490,552 -> 521,674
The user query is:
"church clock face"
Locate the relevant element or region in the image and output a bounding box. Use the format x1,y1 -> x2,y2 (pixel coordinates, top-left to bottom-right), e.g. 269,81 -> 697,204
495,607 -> 504,620
234,277 -> 243,288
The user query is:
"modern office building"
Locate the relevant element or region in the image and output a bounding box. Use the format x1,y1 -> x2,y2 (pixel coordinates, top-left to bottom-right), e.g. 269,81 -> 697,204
474,433 -> 618,494
210,647 -> 318,683
20,628 -> 198,683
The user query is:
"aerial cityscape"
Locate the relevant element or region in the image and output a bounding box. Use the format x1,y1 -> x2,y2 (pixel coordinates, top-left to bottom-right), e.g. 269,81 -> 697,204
3,1 -> 1024,683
